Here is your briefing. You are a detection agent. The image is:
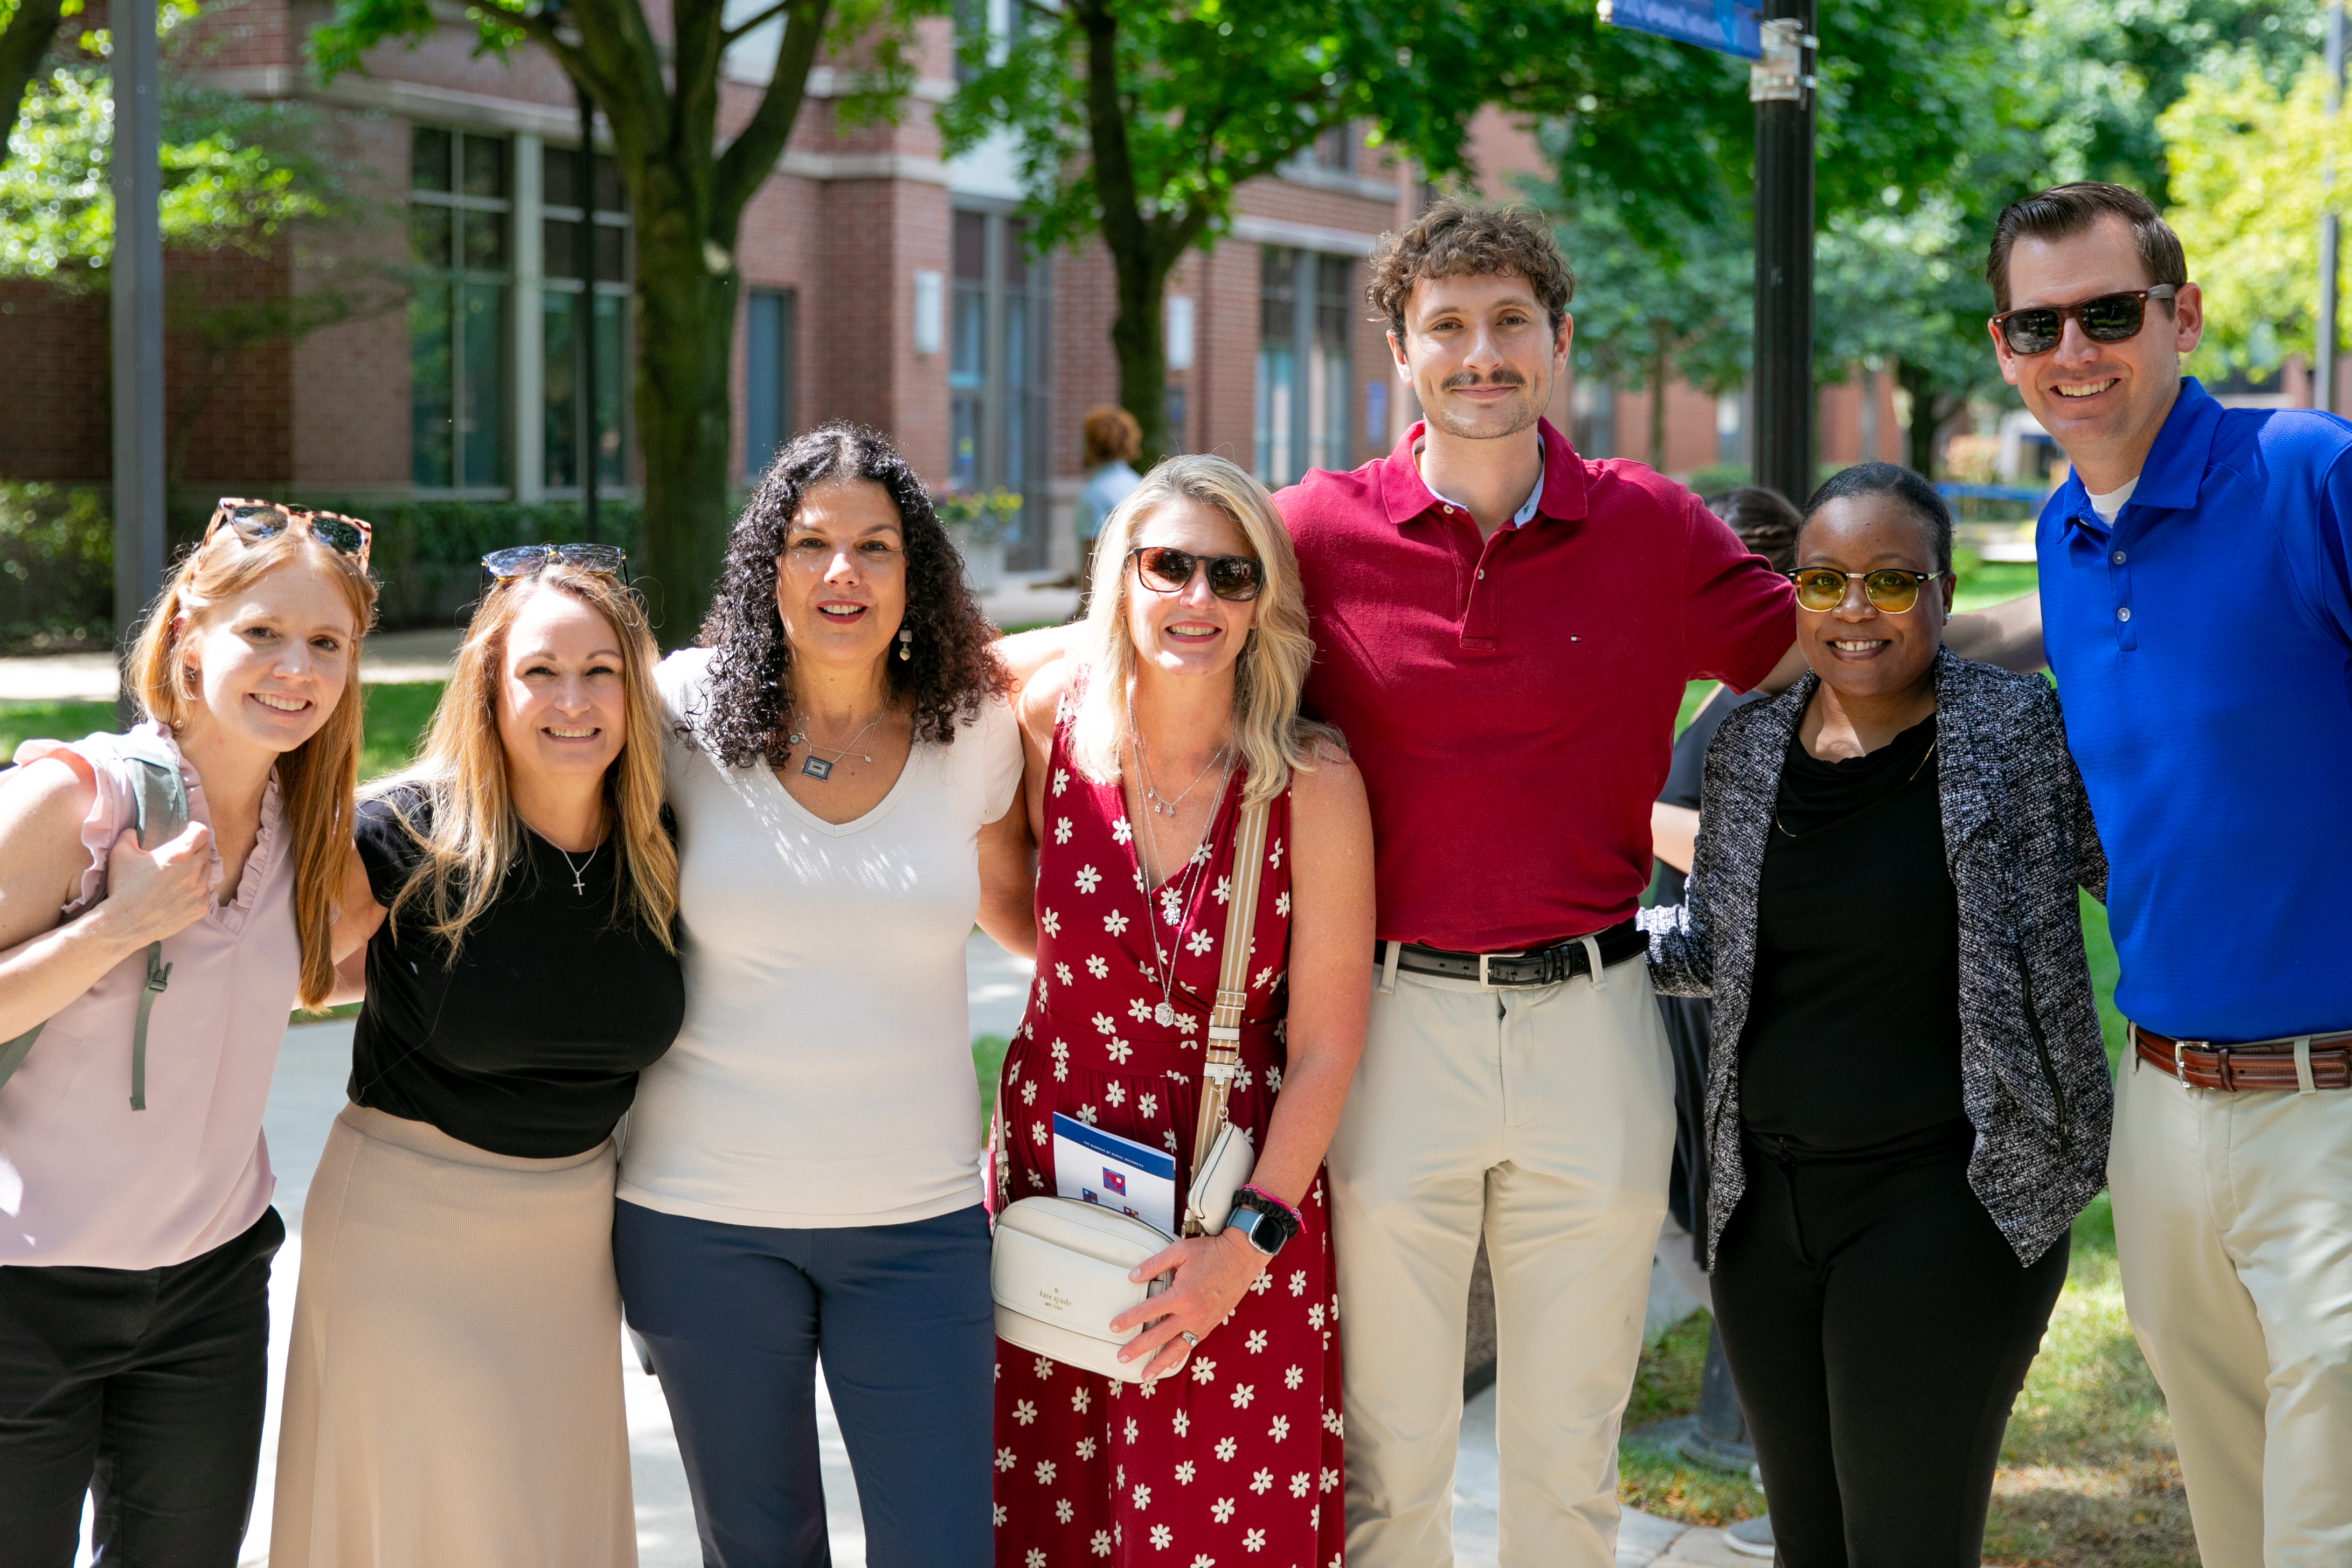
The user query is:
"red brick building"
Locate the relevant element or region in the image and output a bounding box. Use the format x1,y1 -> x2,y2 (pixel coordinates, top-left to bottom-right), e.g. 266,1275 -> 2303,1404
2,3 -> 1900,578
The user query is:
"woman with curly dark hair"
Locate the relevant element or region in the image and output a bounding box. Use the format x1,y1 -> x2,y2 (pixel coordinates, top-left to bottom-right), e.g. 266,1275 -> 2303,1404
612,422 -> 1033,1568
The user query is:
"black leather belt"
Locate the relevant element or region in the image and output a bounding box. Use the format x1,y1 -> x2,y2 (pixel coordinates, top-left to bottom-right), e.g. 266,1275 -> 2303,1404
1378,919 -> 1647,989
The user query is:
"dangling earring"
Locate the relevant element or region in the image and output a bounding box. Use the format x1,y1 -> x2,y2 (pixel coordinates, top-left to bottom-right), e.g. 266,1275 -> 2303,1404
897,626 -> 913,662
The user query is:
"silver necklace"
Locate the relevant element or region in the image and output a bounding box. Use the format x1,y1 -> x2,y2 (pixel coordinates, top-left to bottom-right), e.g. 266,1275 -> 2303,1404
553,840 -> 599,896
1130,732 -> 1232,1028
1774,736 -> 1938,838
786,712 -> 884,781
1135,732 -> 1230,817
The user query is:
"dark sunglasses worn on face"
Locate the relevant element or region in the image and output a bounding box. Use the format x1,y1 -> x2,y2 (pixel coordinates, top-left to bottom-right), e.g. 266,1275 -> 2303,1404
206,498 -> 374,565
1129,545 -> 1264,603
1990,286 -> 2177,356
481,543 -> 628,581
1785,567 -> 1948,614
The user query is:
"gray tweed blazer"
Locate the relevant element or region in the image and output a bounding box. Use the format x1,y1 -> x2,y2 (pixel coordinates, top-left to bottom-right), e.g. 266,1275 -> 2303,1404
1639,647 -> 2112,1268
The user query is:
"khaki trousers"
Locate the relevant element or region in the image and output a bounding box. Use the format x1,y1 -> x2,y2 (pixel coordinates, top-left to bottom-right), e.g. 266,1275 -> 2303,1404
1328,955 -> 1675,1568
2110,1048 -> 2352,1567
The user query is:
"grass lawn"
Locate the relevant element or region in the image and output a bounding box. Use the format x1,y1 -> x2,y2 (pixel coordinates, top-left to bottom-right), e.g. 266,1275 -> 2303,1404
1,682 -> 447,785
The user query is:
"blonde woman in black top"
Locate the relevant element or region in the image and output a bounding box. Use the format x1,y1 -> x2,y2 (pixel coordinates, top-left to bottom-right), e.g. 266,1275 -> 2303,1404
1641,466 -> 2111,1566
272,549 -> 682,1568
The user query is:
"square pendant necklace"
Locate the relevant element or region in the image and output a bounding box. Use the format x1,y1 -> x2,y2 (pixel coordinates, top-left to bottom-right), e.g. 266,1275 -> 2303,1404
787,715 -> 882,782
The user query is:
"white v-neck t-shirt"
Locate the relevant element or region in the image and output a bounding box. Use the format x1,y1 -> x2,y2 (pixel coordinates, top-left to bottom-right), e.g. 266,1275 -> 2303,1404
617,648 -> 1023,1230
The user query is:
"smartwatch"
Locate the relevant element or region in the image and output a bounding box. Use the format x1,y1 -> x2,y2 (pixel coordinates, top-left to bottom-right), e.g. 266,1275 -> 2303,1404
1226,1188 -> 1302,1259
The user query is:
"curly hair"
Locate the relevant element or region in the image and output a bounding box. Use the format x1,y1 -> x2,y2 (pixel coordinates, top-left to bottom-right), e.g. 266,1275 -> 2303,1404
1367,199 -> 1575,342
692,422 -> 1009,767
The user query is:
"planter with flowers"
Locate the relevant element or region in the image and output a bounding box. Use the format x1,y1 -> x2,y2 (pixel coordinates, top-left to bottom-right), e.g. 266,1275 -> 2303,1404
934,489 -> 1022,595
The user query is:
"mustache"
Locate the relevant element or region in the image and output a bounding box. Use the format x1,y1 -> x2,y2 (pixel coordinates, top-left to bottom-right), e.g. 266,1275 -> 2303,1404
1440,369 -> 1528,391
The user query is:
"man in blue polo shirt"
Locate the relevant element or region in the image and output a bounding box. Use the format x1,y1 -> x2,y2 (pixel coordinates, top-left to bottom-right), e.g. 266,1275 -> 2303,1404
1987,182 -> 2352,1565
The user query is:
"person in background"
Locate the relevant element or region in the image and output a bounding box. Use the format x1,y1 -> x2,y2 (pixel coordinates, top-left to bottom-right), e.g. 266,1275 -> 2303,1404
1074,405 -> 1144,616
270,547 -> 682,1568
1643,463 -> 2110,1566
1983,182 -> 2352,1565
614,423 -> 1033,1568
1650,486 -> 1803,1253
991,454 -> 1373,1567
0,501 -> 376,1567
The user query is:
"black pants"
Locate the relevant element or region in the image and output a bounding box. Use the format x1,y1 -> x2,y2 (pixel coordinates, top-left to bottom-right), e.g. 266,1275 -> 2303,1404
0,1208 -> 283,1568
1710,1128 -> 2065,1568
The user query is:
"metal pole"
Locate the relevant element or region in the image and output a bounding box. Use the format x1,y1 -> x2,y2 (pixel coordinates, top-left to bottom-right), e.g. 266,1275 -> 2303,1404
576,81 -> 600,543
110,0 -> 165,711
2320,2 -> 2346,415
1751,1 -> 1816,508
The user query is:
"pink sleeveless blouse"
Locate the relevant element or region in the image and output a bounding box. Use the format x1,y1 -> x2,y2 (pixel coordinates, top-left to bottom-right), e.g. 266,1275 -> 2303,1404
1,723 -> 296,1268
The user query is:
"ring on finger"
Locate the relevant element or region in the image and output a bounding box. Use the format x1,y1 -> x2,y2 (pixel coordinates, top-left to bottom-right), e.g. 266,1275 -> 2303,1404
1178,1330 -> 1199,1348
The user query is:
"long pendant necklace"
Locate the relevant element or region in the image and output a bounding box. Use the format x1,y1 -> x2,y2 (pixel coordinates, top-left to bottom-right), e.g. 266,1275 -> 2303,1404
1130,727 -> 1232,1028
554,841 -> 599,896
787,713 -> 883,781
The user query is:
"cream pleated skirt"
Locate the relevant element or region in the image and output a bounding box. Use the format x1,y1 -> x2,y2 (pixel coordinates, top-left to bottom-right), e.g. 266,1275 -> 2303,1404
269,1104 -> 636,1568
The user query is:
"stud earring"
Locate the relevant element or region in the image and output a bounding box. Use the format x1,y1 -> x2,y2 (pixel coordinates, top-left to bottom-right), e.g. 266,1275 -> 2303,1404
897,626 -> 913,662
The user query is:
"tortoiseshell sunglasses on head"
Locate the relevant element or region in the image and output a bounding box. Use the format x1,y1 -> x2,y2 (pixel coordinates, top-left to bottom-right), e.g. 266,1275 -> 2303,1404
204,498 -> 374,566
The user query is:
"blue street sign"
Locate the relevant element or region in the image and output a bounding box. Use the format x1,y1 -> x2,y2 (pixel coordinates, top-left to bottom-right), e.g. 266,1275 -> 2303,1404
1597,0 -> 1764,60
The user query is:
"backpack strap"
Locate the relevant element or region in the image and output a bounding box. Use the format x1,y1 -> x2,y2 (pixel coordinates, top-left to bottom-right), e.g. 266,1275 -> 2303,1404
0,730 -> 189,1110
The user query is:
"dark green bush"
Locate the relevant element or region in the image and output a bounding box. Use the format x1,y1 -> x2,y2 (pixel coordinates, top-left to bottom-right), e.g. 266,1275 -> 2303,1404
0,487 -> 651,644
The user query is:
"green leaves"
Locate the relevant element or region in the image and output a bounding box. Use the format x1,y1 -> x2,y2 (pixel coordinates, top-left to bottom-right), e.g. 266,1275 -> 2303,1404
2,64 -> 355,283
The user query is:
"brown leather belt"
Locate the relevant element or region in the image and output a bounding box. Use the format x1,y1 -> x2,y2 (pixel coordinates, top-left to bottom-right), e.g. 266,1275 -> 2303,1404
2132,1023 -> 2352,1092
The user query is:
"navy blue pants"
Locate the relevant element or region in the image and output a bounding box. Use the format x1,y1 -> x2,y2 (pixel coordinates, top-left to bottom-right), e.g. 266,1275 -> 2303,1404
613,1200 -> 994,1568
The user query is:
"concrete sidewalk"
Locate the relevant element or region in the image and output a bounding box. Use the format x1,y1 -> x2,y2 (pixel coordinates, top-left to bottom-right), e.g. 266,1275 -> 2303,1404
71,932 -> 1735,1567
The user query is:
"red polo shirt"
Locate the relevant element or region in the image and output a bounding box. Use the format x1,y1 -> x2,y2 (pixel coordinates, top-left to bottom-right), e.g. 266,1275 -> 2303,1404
1276,419 -> 1794,950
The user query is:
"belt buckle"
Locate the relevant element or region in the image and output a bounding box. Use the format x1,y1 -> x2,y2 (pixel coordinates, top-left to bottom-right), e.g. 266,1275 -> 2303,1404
1476,950 -> 1526,991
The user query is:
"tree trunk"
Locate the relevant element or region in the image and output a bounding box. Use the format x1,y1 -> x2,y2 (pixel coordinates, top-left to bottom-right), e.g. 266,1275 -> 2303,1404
1649,318 -> 1673,470
633,222 -> 737,645
1108,246 -> 1174,465
0,0 -> 66,169
1897,359 -> 1943,478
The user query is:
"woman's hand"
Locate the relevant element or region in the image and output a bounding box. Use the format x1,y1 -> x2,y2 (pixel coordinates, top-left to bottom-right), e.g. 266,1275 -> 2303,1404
90,822 -> 216,955
1109,1229 -> 1269,1384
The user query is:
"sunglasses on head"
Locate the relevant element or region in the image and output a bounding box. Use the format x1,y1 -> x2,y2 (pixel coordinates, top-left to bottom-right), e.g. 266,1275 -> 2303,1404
1785,567 -> 1947,614
1990,286 -> 2176,356
205,498 -> 373,565
1128,545 -> 1265,603
481,543 -> 628,581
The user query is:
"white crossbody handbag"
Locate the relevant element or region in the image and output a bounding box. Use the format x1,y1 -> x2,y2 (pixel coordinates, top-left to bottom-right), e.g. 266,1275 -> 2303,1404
991,796 -> 1271,1383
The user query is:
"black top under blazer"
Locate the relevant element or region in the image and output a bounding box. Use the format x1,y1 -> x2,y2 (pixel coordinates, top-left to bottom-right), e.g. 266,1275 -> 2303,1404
1639,647 -> 2113,1269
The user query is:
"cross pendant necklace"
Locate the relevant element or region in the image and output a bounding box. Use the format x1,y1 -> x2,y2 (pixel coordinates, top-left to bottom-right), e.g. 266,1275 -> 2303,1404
554,842 -> 599,895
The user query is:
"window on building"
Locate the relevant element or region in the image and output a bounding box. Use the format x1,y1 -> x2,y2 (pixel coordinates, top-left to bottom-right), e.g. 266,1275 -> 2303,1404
1314,124 -> 1351,174
745,289 -> 797,480
1254,248 -> 1351,487
540,144 -> 630,495
410,127 -> 512,489
947,206 -> 1053,568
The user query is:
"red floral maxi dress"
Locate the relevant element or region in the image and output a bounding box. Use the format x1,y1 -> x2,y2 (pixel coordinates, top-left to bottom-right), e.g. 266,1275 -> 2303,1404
991,719 -> 1345,1568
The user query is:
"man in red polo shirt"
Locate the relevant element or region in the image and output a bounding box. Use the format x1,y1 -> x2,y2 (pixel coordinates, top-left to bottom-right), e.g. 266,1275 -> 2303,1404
1292,200 -> 1791,1568
1294,203 -> 2035,1567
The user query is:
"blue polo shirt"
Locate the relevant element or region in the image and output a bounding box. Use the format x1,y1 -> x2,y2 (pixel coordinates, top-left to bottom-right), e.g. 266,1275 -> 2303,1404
2038,377 -> 2352,1042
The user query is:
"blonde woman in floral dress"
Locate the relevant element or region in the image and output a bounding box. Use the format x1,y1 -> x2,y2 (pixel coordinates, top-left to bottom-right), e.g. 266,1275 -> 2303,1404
993,454 -> 1373,1567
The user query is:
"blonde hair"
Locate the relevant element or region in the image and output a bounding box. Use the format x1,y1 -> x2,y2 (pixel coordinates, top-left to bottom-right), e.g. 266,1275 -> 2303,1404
370,567 -> 677,957
129,526 -> 379,1011
1066,454 -> 1333,808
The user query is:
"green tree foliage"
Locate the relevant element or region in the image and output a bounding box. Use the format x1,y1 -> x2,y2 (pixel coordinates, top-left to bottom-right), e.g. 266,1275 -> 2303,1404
2161,46 -> 2349,385
310,0 -> 935,641
939,1 -> 1489,464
